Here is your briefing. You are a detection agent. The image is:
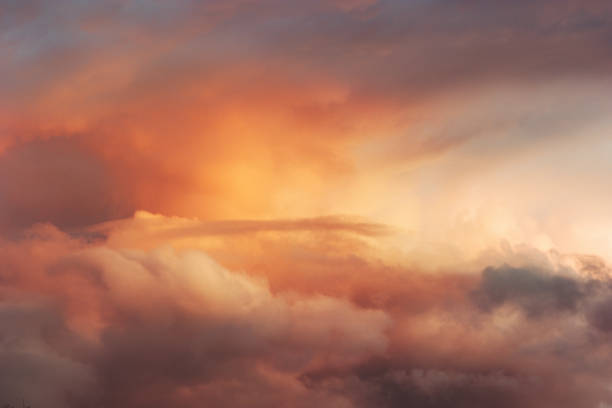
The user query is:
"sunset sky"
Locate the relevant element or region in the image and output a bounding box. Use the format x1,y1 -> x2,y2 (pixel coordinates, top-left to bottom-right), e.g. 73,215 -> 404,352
2,1 -> 612,407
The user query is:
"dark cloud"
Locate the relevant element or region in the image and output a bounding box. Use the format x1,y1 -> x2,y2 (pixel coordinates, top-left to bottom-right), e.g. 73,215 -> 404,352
0,138 -> 132,232
0,299 -> 94,408
299,355 -> 598,408
472,265 -> 585,317
304,368 -> 524,408
587,296 -> 612,332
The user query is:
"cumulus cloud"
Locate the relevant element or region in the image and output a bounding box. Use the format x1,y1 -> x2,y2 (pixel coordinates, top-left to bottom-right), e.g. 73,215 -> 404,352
0,220 -> 391,407
1,213 -> 612,407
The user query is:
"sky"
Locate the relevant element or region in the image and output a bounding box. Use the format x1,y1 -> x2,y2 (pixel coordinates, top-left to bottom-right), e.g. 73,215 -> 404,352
2,0 -> 612,407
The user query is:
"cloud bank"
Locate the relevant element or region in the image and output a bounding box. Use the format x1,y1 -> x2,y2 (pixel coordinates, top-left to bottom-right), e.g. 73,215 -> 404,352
0,214 -> 612,407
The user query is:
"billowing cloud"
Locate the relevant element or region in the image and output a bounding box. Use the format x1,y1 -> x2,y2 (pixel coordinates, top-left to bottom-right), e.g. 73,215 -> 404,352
0,219 -> 391,407
1,214 -> 612,407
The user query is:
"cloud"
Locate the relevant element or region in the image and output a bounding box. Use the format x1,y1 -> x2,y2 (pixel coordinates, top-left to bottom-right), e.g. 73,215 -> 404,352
3,0 -> 612,229
0,220 -> 391,407
94,210 -> 394,239
586,296 -> 612,333
2,214 -> 612,406
3,1 -> 612,406
472,264 -> 585,317
302,362 -> 526,408
0,299 -> 94,408
0,138 -> 131,232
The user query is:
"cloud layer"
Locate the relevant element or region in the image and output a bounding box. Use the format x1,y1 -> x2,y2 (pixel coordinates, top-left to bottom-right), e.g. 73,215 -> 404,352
1,214 -> 612,407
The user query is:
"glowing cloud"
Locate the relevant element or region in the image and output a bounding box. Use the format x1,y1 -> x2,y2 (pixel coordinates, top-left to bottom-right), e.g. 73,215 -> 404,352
2,1 -> 612,407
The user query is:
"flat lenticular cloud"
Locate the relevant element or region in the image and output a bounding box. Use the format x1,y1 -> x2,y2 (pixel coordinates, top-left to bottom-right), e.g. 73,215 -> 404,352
2,0 -> 612,407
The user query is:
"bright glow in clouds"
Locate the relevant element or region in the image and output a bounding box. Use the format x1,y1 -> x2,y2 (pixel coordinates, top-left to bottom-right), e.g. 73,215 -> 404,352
2,1 -> 612,407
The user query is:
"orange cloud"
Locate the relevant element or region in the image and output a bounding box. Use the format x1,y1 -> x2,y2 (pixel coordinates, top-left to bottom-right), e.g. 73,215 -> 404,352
4,1 -> 612,406
2,213 -> 612,407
